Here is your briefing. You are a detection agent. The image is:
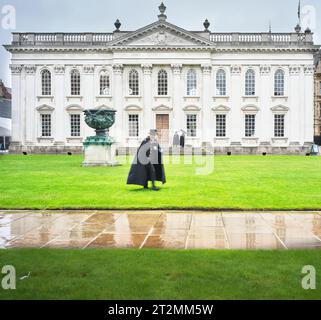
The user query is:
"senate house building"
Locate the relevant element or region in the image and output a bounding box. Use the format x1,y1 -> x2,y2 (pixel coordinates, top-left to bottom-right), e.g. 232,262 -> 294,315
4,3 -> 320,154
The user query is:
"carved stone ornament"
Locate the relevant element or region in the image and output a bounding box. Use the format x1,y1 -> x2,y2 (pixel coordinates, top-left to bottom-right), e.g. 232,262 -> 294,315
54,65 -> 65,74
10,64 -> 23,74
201,64 -> 212,75
260,65 -> 271,75
303,65 -> 314,75
112,64 -> 124,75
171,64 -> 182,75
24,65 -> 37,74
231,65 -> 241,75
289,65 -> 300,75
141,64 -> 153,75
84,65 -> 95,74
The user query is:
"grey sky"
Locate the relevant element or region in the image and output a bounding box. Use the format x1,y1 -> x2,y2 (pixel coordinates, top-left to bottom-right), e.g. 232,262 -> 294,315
0,0 -> 320,86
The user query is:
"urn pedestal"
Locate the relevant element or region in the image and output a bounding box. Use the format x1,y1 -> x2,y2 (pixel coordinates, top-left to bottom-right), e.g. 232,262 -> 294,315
82,109 -> 120,167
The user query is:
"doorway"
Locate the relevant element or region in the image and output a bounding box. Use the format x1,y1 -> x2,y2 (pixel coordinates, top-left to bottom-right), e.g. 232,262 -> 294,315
156,114 -> 169,145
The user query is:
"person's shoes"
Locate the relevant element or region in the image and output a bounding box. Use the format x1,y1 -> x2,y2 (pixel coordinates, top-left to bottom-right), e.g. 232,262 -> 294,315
152,186 -> 160,191
144,185 -> 149,189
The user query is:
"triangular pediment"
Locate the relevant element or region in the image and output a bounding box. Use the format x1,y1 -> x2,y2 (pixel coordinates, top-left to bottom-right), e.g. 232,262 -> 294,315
110,21 -> 212,47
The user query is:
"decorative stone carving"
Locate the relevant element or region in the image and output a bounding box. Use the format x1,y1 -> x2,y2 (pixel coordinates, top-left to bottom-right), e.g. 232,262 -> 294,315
201,64 -> 212,75
112,64 -> 124,75
231,65 -> 241,75
260,65 -> 271,75
24,65 -> 37,74
289,65 -> 300,75
141,64 -> 153,75
84,65 -> 95,74
303,65 -> 314,75
10,64 -> 23,74
171,64 -> 182,75
54,65 -> 65,74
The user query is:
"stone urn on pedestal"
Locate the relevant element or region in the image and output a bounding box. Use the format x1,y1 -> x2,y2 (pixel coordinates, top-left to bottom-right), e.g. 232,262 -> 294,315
82,108 -> 119,167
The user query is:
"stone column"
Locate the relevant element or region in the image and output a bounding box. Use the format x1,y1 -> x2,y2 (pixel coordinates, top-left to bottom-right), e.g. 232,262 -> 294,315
259,65 -> 272,145
112,64 -> 124,146
289,65 -> 301,144
83,65 -> 95,139
230,65 -> 242,146
303,65 -> 314,145
142,64 -> 153,134
54,65 -> 66,145
171,64 -> 183,132
201,64 -> 212,144
24,65 -> 37,146
9,64 -> 23,150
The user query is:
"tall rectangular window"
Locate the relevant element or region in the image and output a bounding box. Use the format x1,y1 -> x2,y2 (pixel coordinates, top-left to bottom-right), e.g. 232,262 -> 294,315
128,114 -> 139,137
245,114 -> 255,137
70,114 -> 81,137
274,114 -> 285,137
41,114 -> 51,137
187,114 -> 197,137
216,114 -> 226,137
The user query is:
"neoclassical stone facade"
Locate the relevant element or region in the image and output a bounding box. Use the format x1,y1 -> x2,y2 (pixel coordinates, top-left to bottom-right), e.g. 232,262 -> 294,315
314,51 -> 321,142
4,3 -> 320,154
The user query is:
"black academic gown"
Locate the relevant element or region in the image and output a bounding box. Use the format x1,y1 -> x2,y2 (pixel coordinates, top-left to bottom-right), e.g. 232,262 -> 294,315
180,133 -> 185,148
127,138 -> 166,187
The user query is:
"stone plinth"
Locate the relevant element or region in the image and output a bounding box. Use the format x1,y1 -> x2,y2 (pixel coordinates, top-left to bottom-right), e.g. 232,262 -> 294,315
82,136 -> 119,167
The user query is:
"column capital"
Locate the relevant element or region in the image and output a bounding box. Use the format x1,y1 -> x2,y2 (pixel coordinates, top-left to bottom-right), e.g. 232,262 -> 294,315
83,65 -> 95,74
303,65 -> 314,76
201,64 -> 212,75
141,64 -> 153,75
260,65 -> 271,75
112,64 -> 124,75
10,64 -> 23,74
289,65 -> 301,76
171,64 -> 182,75
54,65 -> 65,74
231,65 -> 241,75
24,65 -> 37,75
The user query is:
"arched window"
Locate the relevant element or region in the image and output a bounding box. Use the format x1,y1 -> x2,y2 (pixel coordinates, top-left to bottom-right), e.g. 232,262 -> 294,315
187,69 -> 197,96
100,70 -> 110,95
274,69 -> 285,96
129,69 -> 139,96
158,69 -> 168,96
70,69 -> 80,96
41,69 -> 51,96
216,69 -> 226,96
245,69 -> 255,96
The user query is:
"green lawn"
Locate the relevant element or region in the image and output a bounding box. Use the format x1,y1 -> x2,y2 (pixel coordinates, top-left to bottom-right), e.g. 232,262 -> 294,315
1,155 -> 321,210
0,249 -> 320,300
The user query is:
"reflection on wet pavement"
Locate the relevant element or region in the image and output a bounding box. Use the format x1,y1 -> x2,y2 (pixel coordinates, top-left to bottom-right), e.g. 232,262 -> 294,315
1,211 -> 321,249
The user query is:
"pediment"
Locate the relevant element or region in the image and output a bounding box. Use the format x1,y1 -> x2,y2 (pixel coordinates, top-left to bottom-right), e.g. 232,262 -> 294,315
271,105 -> 289,112
152,104 -> 173,111
183,105 -> 201,112
65,104 -> 84,112
241,105 -> 260,112
125,105 -> 143,112
36,104 -> 54,112
212,105 -> 231,112
110,21 -> 212,47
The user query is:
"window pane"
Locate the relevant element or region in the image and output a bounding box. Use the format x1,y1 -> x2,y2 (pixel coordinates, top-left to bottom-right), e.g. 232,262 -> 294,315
245,114 -> 255,137
186,114 -> 197,137
216,70 -> 226,96
70,114 -> 81,137
129,70 -> 139,96
41,70 -> 51,96
128,114 -> 139,137
274,114 -> 285,137
100,71 -> 110,95
274,70 -> 285,96
245,70 -> 255,96
216,114 -> 226,137
41,114 -> 51,137
158,70 -> 168,96
187,69 -> 197,96
71,70 -> 80,96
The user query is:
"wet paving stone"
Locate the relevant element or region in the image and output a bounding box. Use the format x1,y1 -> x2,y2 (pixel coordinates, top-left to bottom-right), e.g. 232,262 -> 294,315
0,210 -> 321,249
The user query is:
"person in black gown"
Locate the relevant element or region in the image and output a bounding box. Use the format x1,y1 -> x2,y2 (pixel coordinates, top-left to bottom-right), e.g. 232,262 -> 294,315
127,129 -> 166,191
